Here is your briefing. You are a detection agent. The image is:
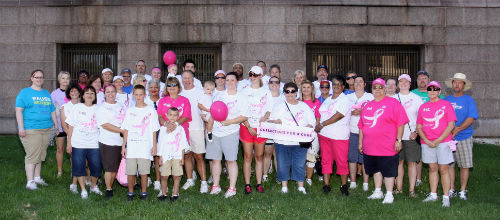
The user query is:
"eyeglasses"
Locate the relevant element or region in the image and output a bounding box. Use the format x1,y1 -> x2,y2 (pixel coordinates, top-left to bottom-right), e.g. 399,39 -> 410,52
33,76 -> 44,79
284,89 -> 297,94
320,85 -> 330,89
427,87 -> 441,91
249,72 -> 261,78
215,76 -> 225,80
167,83 -> 178,87
346,76 -> 357,80
373,86 -> 384,90
269,81 -> 280,84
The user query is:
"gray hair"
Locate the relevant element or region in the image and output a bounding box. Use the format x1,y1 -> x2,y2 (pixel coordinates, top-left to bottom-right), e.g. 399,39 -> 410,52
181,70 -> 194,78
147,79 -> 160,90
57,71 -> 70,82
293,70 -> 305,83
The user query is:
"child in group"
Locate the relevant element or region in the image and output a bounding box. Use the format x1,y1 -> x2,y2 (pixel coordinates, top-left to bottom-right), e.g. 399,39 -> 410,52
198,81 -> 215,141
157,107 -> 190,202
121,85 -> 160,201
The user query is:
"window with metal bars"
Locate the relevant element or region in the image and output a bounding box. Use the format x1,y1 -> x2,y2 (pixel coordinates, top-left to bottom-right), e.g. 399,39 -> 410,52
306,44 -> 421,90
160,44 -> 222,83
57,44 -> 118,82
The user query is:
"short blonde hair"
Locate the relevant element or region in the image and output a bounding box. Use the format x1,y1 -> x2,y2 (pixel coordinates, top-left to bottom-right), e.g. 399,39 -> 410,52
57,71 -> 70,83
293,70 -> 305,83
133,75 -> 146,87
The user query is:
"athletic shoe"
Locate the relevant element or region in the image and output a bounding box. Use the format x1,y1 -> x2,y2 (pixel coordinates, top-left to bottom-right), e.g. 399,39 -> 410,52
357,173 -> 363,178
34,178 -> 48,186
147,177 -> 152,187
363,183 -> 369,191
347,177 -> 351,183
449,189 -> 457,198
244,184 -> 252,194
200,181 -> 209,194
81,190 -> 88,199
126,192 -> 135,202
139,192 -> 149,200
322,185 -> 331,195
340,184 -> 349,196
442,196 -> 450,207
210,185 -> 221,195
263,175 -> 269,182
170,195 -> 179,202
192,171 -> 198,181
422,194 -> 438,202
268,163 -> 273,174
382,193 -> 394,204
105,189 -> 113,199
57,172 -> 62,178
207,175 -> 213,184
222,168 -> 227,175
90,186 -> 103,195
256,184 -> 264,193
26,181 -> 38,190
281,187 -> 288,194
69,184 -> 78,194
415,179 -> 422,187
154,181 -> 161,191
349,182 -> 357,189
318,176 -> 324,182
394,189 -> 403,194
368,191 -> 384,200
409,191 -> 417,198
306,178 -> 312,186
225,187 -> 236,198
182,179 -> 195,190
459,190 -> 468,200
158,195 -> 168,202
85,177 -> 91,186
298,187 -> 307,194
207,132 -> 213,143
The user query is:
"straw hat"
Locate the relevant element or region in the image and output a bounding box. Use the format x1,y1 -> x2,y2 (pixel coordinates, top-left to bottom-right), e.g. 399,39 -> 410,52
445,73 -> 472,91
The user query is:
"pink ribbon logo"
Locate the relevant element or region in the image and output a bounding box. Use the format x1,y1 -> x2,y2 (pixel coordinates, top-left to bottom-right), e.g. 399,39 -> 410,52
251,95 -> 267,115
364,108 -> 384,128
319,100 -> 337,119
404,99 -> 413,110
166,131 -> 183,153
81,114 -> 97,130
114,106 -> 126,123
226,100 -> 237,111
133,113 -> 151,136
423,106 -> 445,129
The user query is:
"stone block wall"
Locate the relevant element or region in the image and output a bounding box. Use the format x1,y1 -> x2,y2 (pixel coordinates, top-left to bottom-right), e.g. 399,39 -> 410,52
0,0 -> 499,136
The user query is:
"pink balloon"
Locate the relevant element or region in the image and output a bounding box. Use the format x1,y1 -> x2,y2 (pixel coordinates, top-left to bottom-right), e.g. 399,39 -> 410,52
210,101 -> 229,122
163,50 -> 177,65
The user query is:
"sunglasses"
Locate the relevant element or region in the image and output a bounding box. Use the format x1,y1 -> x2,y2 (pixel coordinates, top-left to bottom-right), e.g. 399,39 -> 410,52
284,89 -> 297,94
373,86 -> 384,90
167,83 -> 178,87
320,85 -> 330,89
249,72 -> 261,78
427,87 -> 441,91
269,81 -> 280,84
346,76 -> 357,80
215,76 -> 225,80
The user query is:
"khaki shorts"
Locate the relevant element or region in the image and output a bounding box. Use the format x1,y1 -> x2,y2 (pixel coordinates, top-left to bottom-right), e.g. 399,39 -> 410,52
306,152 -> 316,163
125,158 -> 151,175
19,128 -> 51,164
160,159 -> 183,176
189,130 -> 205,154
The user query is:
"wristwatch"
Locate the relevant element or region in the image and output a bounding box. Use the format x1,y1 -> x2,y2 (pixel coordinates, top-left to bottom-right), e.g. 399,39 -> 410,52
396,138 -> 402,142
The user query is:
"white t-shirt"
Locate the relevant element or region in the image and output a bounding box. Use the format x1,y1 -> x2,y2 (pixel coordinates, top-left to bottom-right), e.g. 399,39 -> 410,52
121,106 -> 160,160
313,80 -> 333,98
170,73 -> 203,91
237,79 -> 251,92
346,92 -> 374,134
240,86 -> 273,128
318,93 -> 352,140
199,93 -> 213,116
62,102 -> 77,122
212,90 -> 249,137
159,81 -> 166,98
116,93 -> 132,109
65,103 -> 99,149
180,87 -> 205,131
97,91 -> 105,106
392,92 -> 424,140
269,100 -> 316,146
157,125 -> 190,162
144,96 -> 160,110
96,102 -> 126,146
270,94 -> 285,108
213,88 -> 225,98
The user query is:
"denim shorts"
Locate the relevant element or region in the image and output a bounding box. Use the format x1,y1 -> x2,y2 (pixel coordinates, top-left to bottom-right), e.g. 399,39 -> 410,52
275,143 -> 307,182
72,148 -> 102,177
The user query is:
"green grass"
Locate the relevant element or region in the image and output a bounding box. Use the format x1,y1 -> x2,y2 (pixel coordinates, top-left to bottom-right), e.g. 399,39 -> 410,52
0,135 -> 499,219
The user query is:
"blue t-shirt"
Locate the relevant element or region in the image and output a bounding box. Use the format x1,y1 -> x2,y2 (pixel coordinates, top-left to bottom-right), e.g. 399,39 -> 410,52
123,85 -> 133,94
343,89 -> 355,95
15,87 -> 56,130
444,94 -> 479,141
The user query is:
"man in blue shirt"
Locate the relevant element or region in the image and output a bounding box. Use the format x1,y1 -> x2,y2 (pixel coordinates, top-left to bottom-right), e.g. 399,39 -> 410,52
444,73 -> 478,201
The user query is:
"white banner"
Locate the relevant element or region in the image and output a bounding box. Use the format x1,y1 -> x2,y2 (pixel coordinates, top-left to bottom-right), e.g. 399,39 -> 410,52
258,122 -> 315,142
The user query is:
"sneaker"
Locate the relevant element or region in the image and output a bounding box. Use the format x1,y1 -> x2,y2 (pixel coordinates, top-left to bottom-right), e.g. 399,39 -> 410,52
207,175 -> 213,184
422,194 -> 438,202
409,191 -> 417,198
69,184 -> 78,194
182,179 -> 195,190
154,181 -> 161,191
57,172 -> 62,178
459,190 -> 468,200
147,177 -> 152,187
269,163 -> 273,174
363,183 -> 369,191
90,186 -> 103,195
192,171 -> 198,181
158,195 -> 168,202
394,189 -> 403,194
322,185 -> 331,194
225,187 -> 236,198
347,177 -> 351,183
368,190 -> 384,200
340,184 -> 349,196
256,184 -> 264,193
349,182 -> 357,189
449,189 -> 457,198
105,189 -> 113,199
415,179 -> 422,187
306,178 -> 312,186
244,184 -> 252,194
442,196 -> 450,207
81,190 -> 88,199
85,178 -> 91,186
298,187 -> 307,194
26,181 -> 38,190
170,195 -> 179,202
34,178 -> 48,186
126,192 -> 135,202
382,193 -> 394,204
318,176 -> 324,182
222,168 -> 227,175
281,187 -> 288,194
263,175 -> 269,182
200,181 -> 209,194
207,132 -> 213,143
139,192 -> 149,200
210,185 -> 221,195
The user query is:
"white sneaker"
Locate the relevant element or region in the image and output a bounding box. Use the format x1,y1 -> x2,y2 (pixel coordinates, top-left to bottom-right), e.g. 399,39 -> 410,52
182,179 -> 195,190
318,176 -> 324,182
416,179 -> 422,187
459,190 -> 467,200
192,171 -> 197,181
363,183 -> 369,191
90,186 -> 103,195
422,194 -> 438,202
34,178 -> 48,186
347,177 -> 351,183
349,182 -> 357,189
449,189 -> 457,198
207,175 -> 213,184
368,190 -> 384,199
154,181 -> 161,191
281,187 -> 288,194
26,181 -> 38,190
225,187 -> 236,198
442,196 -> 450,207
382,193 -> 394,204
85,177 -> 91,186
306,178 -> 312,186
222,168 -> 227,175
81,190 -> 88,199
69,184 -> 78,194
147,177 -> 152,187
200,181 -> 209,193
298,187 -> 307,194
263,175 -> 269,182
210,185 -> 221,195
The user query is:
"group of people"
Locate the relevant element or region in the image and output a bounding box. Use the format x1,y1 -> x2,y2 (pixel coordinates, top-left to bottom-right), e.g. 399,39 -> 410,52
15,59 -> 478,207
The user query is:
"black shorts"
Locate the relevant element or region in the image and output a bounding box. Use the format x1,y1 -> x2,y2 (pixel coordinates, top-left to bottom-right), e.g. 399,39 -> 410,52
99,142 -> 122,172
56,131 -> 67,137
363,154 -> 399,177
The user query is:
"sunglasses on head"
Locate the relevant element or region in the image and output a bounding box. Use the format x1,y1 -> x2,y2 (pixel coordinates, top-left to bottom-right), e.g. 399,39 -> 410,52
284,89 -> 297,94
269,80 -> 280,84
215,76 -> 225,80
249,72 -> 261,78
427,87 -> 440,91
167,83 -> 178,87
373,86 -> 384,90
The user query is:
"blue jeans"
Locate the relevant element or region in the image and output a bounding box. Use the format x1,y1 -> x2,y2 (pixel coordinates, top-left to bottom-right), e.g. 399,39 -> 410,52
72,148 -> 102,177
275,143 -> 307,182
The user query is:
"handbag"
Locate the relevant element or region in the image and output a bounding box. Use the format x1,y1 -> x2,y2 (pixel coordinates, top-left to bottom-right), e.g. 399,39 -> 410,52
284,101 -> 312,148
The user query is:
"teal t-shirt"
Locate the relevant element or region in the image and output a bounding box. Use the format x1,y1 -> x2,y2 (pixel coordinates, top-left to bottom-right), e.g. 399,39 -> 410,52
411,88 -> 444,103
15,87 -> 55,130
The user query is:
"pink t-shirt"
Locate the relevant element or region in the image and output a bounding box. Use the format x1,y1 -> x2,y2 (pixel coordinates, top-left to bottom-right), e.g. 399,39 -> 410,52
416,99 -> 457,144
358,96 -> 409,156
302,99 -> 321,119
157,95 -> 192,140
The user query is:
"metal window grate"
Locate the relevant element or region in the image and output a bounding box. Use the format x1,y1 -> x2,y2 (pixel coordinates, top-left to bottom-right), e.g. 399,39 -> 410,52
160,44 -> 222,83
306,44 -> 421,89
58,44 -> 118,82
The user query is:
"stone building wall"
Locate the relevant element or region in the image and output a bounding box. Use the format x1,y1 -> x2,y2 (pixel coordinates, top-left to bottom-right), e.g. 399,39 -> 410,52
0,0 -> 499,136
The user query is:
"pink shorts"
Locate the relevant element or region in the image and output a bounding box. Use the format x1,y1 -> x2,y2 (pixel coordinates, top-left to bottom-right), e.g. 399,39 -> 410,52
239,124 -> 266,144
318,134 -> 349,175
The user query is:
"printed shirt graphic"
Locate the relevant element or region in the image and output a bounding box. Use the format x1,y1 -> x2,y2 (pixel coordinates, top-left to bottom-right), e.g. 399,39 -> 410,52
116,93 -> 132,109
444,95 -> 479,141
157,95 -> 192,139
15,87 -> 56,130
269,101 -> 316,146
211,90 -> 249,137
347,92 -> 374,134
318,93 -> 352,140
358,97 -> 409,156
121,106 -> 160,160
65,103 -> 99,149
158,126 -> 189,162
417,99 -> 457,144
96,102 -> 126,146
241,86 -> 273,128
392,93 -> 424,140
180,87 -> 206,131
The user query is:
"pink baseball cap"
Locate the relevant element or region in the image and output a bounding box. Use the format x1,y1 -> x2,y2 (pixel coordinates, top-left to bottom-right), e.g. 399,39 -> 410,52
372,78 -> 386,86
398,74 -> 411,82
426,81 -> 441,89
214,70 -> 226,76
